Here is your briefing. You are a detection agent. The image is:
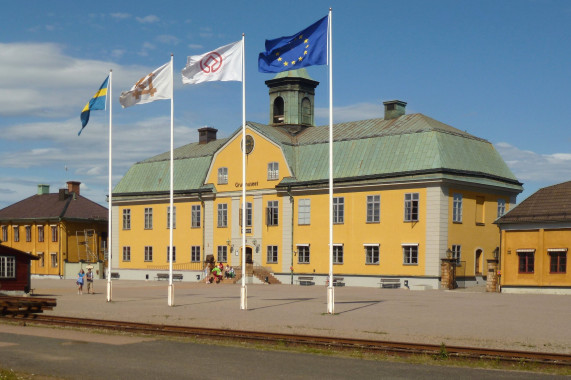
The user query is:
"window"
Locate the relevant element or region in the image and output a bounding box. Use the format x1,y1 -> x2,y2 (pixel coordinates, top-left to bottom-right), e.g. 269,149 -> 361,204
365,245 -> 379,265
333,197 -> 344,224
217,203 -> 228,227
167,206 -> 176,229
518,251 -> 534,273
122,246 -> 131,262
333,245 -> 343,264
451,244 -> 461,265
403,245 -> 419,265
38,226 -> 44,242
1,226 -> 6,242
452,193 -> 463,223
51,226 -> 58,242
217,246 -> 227,263
549,249 -> 567,274
366,195 -> 380,223
38,252 -> 45,267
144,246 -> 153,262
0,256 -> 16,278
13,226 -> 19,242
475,196 -> 485,224
404,193 -> 419,222
267,162 -> 279,180
25,226 -> 31,242
218,167 -> 228,184
267,246 -> 278,264
266,200 -> 279,226
191,246 -> 201,263
191,205 -> 201,228
167,246 -> 176,262
297,245 -> 310,264
50,252 -> 58,268
301,97 -> 312,125
497,199 -> 506,218
239,202 -> 253,227
298,199 -> 311,225
273,96 -> 284,123
122,209 -> 131,230
144,208 -> 153,229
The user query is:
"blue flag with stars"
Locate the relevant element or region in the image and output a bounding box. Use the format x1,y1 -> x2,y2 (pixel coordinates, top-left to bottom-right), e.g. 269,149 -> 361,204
258,15 -> 328,73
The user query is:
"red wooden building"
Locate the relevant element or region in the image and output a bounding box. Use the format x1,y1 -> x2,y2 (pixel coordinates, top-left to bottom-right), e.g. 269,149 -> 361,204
0,244 -> 38,294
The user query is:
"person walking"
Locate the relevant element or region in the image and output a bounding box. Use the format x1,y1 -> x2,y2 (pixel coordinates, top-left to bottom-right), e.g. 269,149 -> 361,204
86,268 -> 94,294
77,269 -> 85,295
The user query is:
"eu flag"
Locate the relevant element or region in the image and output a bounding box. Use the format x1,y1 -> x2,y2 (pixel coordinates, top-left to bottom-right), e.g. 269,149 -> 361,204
79,76 -> 109,136
258,15 -> 328,73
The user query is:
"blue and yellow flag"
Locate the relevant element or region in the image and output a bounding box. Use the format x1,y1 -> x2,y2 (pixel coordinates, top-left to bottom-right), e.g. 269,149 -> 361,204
79,76 -> 109,136
258,15 -> 328,73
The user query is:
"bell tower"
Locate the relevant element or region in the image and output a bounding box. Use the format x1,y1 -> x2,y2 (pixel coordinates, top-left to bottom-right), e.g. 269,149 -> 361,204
265,69 -> 319,134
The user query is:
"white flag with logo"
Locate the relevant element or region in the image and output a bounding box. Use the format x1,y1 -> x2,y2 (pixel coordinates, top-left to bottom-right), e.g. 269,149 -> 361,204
182,40 -> 243,84
119,61 -> 173,108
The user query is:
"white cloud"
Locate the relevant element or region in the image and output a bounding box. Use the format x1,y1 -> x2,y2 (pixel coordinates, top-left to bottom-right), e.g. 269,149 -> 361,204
156,35 -> 180,45
136,15 -> 160,24
110,12 -> 131,20
187,44 -> 204,50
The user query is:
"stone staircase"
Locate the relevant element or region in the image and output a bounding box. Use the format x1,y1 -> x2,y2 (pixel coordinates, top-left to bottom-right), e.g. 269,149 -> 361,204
228,264 -> 281,284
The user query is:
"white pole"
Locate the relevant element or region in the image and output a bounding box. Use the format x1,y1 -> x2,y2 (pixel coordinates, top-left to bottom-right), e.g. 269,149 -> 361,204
326,9 -> 335,315
240,34 -> 247,310
107,69 -> 113,302
168,55 -> 175,306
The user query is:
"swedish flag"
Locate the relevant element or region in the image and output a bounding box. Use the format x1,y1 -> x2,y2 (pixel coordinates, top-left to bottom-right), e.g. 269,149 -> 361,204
79,76 -> 109,136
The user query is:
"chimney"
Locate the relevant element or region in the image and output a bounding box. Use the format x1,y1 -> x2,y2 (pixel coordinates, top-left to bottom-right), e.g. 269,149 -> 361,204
383,100 -> 407,120
67,181 -> 81,196
59,188 -> 69,201
37,184 -> 50,195
198,127 -> 218,144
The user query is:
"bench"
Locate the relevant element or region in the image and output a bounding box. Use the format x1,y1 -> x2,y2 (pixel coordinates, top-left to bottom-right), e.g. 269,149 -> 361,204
325,277 -> 345,287
380,278 -> 401,288
111,272 -> 120,279
296,276 -> 315,286
155,273 -> 183,281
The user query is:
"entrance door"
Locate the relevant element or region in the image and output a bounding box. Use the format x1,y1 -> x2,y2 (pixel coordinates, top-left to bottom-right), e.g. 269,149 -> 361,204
240,246 -> 253,264
475,249 -> 482,275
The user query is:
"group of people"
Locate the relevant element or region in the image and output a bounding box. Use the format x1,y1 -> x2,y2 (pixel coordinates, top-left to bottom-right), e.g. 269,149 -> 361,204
76,268 -> 94,294
205,263 -> 235,284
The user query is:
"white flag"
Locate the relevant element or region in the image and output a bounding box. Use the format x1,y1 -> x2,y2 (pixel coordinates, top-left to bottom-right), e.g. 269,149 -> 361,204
119,61 -> 172,108
182,40 -> 243,84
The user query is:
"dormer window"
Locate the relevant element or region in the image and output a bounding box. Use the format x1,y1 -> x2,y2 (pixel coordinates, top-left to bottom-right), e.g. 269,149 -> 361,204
273,96 -> 284,124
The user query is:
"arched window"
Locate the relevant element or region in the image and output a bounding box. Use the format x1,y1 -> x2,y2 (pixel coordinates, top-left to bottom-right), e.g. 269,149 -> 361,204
273,97 -> 284,123
301,97 -> 311,125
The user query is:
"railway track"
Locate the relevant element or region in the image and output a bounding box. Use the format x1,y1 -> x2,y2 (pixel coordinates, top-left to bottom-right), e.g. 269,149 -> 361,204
2,314 -> 570,367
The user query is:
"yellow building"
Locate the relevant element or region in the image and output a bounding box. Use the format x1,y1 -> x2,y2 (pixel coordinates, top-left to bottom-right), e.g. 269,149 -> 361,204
0,182 -> 108,279
112,69 -> 522,288
496,181 -> 570,294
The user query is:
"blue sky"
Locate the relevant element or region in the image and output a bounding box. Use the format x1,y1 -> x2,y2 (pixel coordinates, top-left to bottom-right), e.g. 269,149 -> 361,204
1,0 -> 570,209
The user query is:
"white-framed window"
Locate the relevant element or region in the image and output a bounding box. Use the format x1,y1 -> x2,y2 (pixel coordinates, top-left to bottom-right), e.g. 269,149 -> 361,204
218,167 -> 228,184
267,162 -> 279,180
333,244 -> 344,264
167,206 -> 176,229
1,226 -> 7,243
267,245 -> 278,264
0,256 -> 16,278
13,226 -> 19,242
298,199 -> 311,225
122,209 -> 131,230
217,203 -> 228,227
191,246 -> 201,263
217,246 -> 227,263
403,244 -> 419,265
404,193 -> 419,222
452,193 -> 463,223
366,195 -> 380,223
333,197 -> 344,224
239,202 -> 253,227
38,226 -> 44,242
144,207 -> 153,229
297,245 -> 310,264
266,200 -> 279,226
25,226 -> 31,242
144,246 -> 153,262
51,226 -> 58,242
451,244 -> 461,265
497,199 -> 506,218
365,244 -> 379,265
191,205 -> 201,228
167,246 -> 176,262
50,252 -> 58,268
122,246 -> 131,262
37,252 -> 45,267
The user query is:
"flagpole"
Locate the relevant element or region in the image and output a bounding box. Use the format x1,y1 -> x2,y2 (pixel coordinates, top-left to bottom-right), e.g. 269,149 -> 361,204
240,34 -> 247,310
327,8 -> 335,315
107,69 -> 113,302
168,54 -> 175,307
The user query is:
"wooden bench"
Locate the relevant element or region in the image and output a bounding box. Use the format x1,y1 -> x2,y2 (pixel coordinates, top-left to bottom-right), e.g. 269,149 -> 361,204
111,272 -> 120,279
155,273 -> 183,281
379,278 -> 401,288
325,277 -> 345,287
296,276 -> 315,286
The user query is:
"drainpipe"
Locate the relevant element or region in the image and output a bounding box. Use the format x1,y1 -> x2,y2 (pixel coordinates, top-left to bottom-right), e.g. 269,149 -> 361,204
199,192 -> 205,278
287,186 -> 294,285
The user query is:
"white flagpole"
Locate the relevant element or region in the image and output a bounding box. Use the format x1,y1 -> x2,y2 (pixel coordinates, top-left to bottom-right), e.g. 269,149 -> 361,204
240,34 -> 247,310
107,69 -> 113,302
168,54 -> 175,306
327,8 -> 335,315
